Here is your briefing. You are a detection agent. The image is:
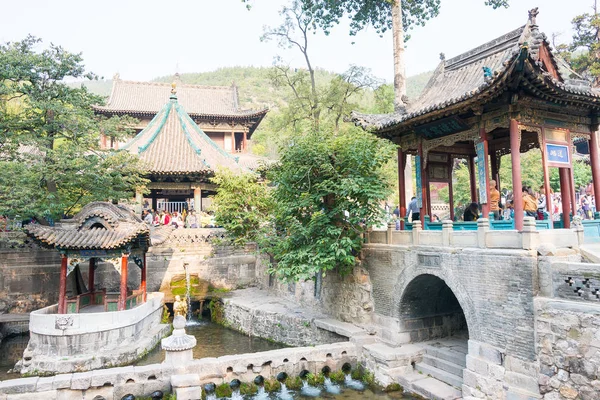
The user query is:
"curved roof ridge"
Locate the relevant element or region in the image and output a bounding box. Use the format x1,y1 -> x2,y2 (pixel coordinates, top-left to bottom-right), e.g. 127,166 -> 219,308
175,103 -> 241,167
116,79 -> 237,91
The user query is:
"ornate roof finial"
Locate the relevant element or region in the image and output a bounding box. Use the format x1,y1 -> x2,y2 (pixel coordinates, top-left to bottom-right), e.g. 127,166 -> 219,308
439,52 -> 446,61
528,8 -> 539,25
171,82 -> 177,95
113,73 -> 120,81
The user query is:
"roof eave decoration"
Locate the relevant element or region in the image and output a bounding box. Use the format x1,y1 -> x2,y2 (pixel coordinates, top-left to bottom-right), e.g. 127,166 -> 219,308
351,9 -> 600,135
24,202 -> 150,251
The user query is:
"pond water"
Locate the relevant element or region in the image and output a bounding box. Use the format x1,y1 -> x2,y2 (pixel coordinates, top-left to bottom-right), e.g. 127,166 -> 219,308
0,321 -> 419,399
0,334 -> 28,381
136,318 -> 289,365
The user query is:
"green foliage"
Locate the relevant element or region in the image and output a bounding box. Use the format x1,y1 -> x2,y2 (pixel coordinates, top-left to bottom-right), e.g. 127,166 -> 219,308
266,130 -> 396,282
161,305 -> 171,324
208,299 -> 225,324
211,169 -> 274,246
437,150 -> 592,216
437,160 -> 473,218
244,0 -> 508,39
384,383 -> 404,392
554,4 -> 599,84
0,36 -> 148,220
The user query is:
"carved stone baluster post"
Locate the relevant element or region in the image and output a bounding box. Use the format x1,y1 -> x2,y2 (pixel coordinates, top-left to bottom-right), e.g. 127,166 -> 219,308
442,220 -> 453,247
477,218 -> 490,248
412,220 -> 422,246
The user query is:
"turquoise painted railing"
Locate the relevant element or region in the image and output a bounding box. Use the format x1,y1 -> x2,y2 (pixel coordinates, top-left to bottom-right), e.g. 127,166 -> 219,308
398,214 -> 600,233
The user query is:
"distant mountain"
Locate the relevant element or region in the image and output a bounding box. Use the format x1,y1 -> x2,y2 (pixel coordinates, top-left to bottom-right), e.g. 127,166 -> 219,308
73,67 -> 432,109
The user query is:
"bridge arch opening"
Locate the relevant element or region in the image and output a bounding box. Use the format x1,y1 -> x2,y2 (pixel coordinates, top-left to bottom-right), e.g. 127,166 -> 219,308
399,274 -> 468,342
400,274 -> 468,391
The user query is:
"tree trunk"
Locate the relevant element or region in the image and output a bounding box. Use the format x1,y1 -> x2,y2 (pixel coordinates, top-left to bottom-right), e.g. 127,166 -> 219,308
392,0 -> 407,112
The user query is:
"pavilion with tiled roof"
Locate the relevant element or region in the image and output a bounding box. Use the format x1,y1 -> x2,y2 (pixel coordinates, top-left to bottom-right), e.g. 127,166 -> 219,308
94,74 -> 268,153
353,9 -> 600,231
123,84 -> 249,213
25,202 -> 155,313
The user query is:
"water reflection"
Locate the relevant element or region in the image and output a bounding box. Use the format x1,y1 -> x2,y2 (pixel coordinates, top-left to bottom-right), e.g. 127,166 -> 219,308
0,334 -> 28,381
137,318 -> 288,365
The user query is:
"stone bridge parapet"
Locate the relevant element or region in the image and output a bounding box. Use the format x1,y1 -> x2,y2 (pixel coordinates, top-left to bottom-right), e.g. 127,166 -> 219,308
368,218 -> 583,251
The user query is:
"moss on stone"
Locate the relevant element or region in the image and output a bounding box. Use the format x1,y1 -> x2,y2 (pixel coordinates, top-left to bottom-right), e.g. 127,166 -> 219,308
384,383 -> 404,392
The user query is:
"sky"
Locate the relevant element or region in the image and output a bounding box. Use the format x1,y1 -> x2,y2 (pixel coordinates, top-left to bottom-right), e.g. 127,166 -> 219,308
0,0 -> 594,83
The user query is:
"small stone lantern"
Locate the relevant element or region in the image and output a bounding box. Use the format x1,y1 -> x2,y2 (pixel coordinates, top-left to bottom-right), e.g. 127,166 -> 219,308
161,315 -> 196,365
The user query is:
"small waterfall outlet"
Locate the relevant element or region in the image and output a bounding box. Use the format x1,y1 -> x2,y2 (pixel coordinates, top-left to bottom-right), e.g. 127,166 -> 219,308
184,263 -> 192,322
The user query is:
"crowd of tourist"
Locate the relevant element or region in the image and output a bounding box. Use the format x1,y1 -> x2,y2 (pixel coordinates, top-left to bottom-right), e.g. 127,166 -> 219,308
141,209 -> 217,229
388,180 -> 597,224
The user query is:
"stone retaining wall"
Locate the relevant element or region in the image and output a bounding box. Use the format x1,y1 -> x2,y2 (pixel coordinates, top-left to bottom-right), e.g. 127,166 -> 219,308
17,293 -> 169,375
535,298 -> 600,400
0,342 -> 358,400
221,296 -> 348,347
256,261 -> 374,325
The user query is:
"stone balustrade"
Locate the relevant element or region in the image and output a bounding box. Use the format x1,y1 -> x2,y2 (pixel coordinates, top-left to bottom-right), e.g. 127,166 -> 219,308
368,217 -> 583,251
0,342 -> 359,400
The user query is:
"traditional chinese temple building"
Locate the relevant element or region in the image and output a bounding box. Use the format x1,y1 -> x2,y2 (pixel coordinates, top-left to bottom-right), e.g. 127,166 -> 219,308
353,9 -> 600,231
119,85 -> 256,213
94,74 -> 268,153
20,202 -> 169,374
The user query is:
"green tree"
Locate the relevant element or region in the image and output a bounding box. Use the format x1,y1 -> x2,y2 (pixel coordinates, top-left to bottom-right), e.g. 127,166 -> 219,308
210,169 -> 274,246
0,36 -> 147,220
262,0 -> 381,139
554,1 -> 599,84
247,0 -> 509,109
267,130 -> 396,282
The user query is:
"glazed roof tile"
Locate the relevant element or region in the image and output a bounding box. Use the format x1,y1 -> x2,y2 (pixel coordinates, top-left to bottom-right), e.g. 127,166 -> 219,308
122,94 -> 244,176
94,78 -> 268,119
352,16 -> 600,132
25,202 -> 152,250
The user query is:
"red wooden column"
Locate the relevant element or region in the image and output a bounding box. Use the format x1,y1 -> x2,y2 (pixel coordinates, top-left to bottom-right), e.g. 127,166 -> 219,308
397,148 -> 407,229
418,143 -> 428,225
490,151 -> 500,193
448,157 -> 455,221
510,119 -> 524,230
540,140 -> 554,224
468,155 -> 477,202
119,253 -> 129,311
559,168 -> 571,228
242,130 -> 248,153
58,254 -> 68,314
569,167 -> 577,217
88,258 -> 95,293
479,127 -> 492,218
141,253 -> 147,302
590,130 -> 600,210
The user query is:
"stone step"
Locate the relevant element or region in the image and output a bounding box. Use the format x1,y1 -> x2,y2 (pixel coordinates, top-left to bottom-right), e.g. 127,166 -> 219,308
411,376 -> 462,400
421,354 -> 465,377
314,318 -> 364,338
422,345 -> 467,367
415,362 -> 463,389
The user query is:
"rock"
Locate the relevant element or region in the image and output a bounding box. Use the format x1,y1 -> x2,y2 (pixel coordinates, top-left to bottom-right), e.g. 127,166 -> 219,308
559,385 -> 579,399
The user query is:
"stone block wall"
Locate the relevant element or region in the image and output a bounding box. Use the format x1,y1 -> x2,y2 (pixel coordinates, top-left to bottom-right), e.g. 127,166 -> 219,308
256,261 -> 374,325
0,245 -> 62,315
535,298 -> 600,400
18,294 -> 170,375
221,297 -> 347,347
363,245 -> 539,361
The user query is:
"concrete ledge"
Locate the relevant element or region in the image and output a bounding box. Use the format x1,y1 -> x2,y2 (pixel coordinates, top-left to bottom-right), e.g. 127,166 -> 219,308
314,318 -> 364,337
